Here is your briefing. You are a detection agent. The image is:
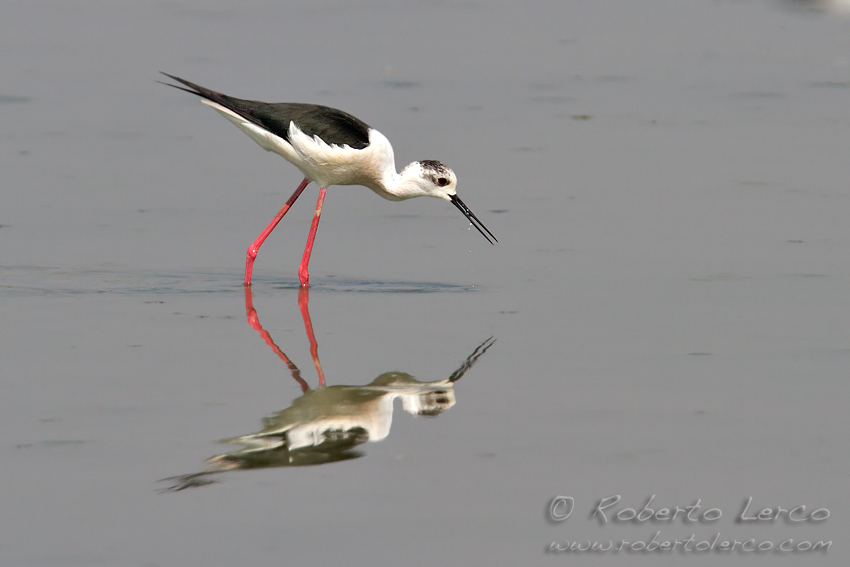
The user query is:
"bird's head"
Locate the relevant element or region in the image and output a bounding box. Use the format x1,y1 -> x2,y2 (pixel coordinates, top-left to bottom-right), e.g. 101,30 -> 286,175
400,160 -> 497,244
403,160 -> 458,199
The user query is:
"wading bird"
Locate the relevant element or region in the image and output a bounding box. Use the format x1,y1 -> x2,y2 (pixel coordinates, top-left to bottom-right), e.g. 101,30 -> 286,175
160,73 -> 496,287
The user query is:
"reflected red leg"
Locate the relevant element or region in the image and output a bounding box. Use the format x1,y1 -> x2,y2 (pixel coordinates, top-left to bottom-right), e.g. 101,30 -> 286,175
298,287 -> 325,387
244,177 -> 310,286
298,187 -> 327,288
243,286 -> 309,393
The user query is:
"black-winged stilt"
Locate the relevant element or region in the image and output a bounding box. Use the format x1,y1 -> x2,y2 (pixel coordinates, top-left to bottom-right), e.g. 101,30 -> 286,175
160,73 -> 496,287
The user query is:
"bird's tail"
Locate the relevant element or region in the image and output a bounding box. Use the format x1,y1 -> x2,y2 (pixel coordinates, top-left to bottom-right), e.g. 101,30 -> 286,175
158,73 -> 266,129
158,72 -> 226,102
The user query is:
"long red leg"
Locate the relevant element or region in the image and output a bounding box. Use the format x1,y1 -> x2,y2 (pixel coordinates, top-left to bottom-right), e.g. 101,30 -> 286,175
298,287 -> 326,387
244,177 -> 310,286
298,187 -> 327,288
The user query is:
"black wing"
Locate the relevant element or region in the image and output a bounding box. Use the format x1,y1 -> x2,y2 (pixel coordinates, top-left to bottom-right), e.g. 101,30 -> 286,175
160,73 -> 372,149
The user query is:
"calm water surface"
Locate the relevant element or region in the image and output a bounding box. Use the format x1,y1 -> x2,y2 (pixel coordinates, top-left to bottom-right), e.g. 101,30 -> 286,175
2,1 -> 848,565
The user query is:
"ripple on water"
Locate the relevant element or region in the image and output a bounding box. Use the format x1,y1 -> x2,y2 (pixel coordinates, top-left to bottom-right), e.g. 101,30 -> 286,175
0,266 -> 480,297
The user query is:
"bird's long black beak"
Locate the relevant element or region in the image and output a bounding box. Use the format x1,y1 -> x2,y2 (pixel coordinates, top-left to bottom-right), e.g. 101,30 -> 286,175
450,195 -> 497,244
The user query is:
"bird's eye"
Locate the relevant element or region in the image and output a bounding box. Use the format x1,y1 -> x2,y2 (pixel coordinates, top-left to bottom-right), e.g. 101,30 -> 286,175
437,177 -> 449,187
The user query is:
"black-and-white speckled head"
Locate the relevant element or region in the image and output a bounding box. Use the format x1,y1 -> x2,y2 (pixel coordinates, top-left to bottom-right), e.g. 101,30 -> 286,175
415,160 -> 458,198
397,159 -> 496,244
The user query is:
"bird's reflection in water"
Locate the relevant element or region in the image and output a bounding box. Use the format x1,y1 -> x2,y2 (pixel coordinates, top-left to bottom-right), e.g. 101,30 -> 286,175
160,287 -> 495,491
